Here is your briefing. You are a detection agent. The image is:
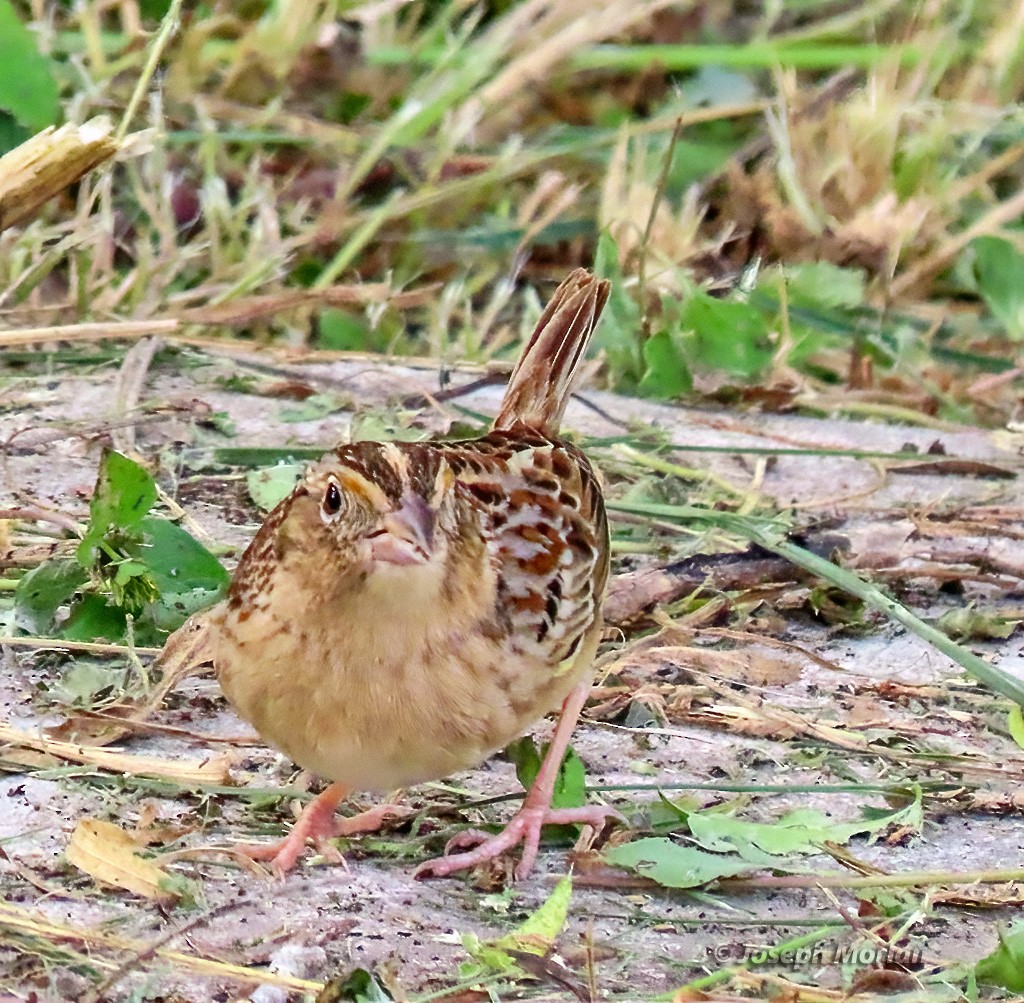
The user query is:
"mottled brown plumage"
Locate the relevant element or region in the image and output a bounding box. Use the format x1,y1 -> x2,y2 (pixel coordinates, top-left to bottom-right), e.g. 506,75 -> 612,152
213,269 -> 617,879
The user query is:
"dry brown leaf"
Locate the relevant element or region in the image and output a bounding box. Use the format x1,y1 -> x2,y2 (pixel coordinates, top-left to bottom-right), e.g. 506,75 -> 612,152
679,679 -> 870,752
848,970 -> 921,995
662,645 -> 803,687
602,567 -> 680,627
133,801 -> 198,847
0,747 -> 60,770
932,883 -> 1024,908
844,696 -> 901,730
694,704 -> 800,739
970,791 -> 1024,813
66,819 -> 177,904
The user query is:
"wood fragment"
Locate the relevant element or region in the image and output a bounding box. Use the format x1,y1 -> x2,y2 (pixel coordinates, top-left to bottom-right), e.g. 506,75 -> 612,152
891,459 -> 1016,479
0,118 -> 120,231
0,721 -> 234,784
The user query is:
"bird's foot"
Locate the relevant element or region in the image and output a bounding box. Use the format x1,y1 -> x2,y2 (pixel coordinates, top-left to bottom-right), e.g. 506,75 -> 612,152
234,784 -> 409,877
415,803 -> 622,881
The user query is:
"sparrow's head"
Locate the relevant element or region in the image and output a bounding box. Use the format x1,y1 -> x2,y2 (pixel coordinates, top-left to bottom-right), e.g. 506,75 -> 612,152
269,442 -> 461,588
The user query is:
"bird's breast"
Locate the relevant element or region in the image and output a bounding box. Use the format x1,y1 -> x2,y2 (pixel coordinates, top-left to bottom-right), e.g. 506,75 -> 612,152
214,541 -> 585,791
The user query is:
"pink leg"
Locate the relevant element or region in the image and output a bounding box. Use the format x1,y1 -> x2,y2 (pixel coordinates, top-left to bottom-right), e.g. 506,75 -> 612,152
415,682 -> 623,881
237,781 -> 350,877
236,784 -> 412,878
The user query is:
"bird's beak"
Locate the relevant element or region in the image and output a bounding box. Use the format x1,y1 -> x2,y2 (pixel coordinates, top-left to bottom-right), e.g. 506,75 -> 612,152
368,491 -> 435,566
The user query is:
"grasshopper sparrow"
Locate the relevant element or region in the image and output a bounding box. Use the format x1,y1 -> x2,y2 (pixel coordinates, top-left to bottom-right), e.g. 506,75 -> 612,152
214,269 -> 617,879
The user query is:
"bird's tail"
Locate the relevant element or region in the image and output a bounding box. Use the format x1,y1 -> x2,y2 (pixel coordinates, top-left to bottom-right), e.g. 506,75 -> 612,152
493,269 -> 610,437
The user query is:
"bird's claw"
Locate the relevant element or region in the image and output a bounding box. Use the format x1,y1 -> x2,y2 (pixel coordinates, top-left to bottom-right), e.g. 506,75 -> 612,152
415,803 -> 622,881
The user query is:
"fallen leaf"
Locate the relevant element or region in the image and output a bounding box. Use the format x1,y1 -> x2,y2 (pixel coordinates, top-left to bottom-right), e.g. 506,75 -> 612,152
976,922 -> 1024,991
848,969 -> 921,994
604,838 -> 758,888
933,884 -> 1024,908
66,818 -> 177,903
691,703 -> 800,739
463,874 -> 574,975
47,608 -> 220,747
663,644 -> 803,686
936,605 -> 1017,641
247,463 -> 304,510
683,792 -> 922,859
1008,706 -> 1024,752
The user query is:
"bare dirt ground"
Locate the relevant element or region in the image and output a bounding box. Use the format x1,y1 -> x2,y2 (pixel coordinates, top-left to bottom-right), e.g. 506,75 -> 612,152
2,341 -> 1024,1001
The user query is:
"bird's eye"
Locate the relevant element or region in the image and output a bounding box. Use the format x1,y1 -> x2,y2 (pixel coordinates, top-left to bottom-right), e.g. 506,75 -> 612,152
321,478 -> 345,521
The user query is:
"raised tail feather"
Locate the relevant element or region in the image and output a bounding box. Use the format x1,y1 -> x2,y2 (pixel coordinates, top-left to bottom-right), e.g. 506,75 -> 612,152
493,269 -> 610,437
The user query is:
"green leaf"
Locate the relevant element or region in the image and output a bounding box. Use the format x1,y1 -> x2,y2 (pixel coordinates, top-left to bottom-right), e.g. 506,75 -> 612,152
113,560 -> 151,587
463,873 -> 574,975
972,236 -> 1024,341
976,923 -> 1024,991
320,967 -> 395,1003
157,871 -> 205,911
0,109 -> 29,157
808,586 -> 867,629
61,594 -> 128,643
103,555 -> 159,615
214,446 -> 326,466
683,792 -> 922,860
681,292 -> 773,379
1008,706 -> 1024,752
604,837 -> 757,888
138,517 -> 229,595
77,450 -> 158,565
68,448 -> 227,637
505,735 -> 542,785
506,736 -> 586,809
318,308 -> 372,351
136,517 -> 229,631
57,660 -> 129,708
0,1 -> 60,132
784,261 -> 866,311
497,872 -> 577,954
638,329 -> 692,399
138,0 -> 176,20
247,463 -> 304,511
594,232 -> 643,388
606,793 -> 923,889
278,393 -> 351,423
13,560 -> 87,634
349,409 -> 425,443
